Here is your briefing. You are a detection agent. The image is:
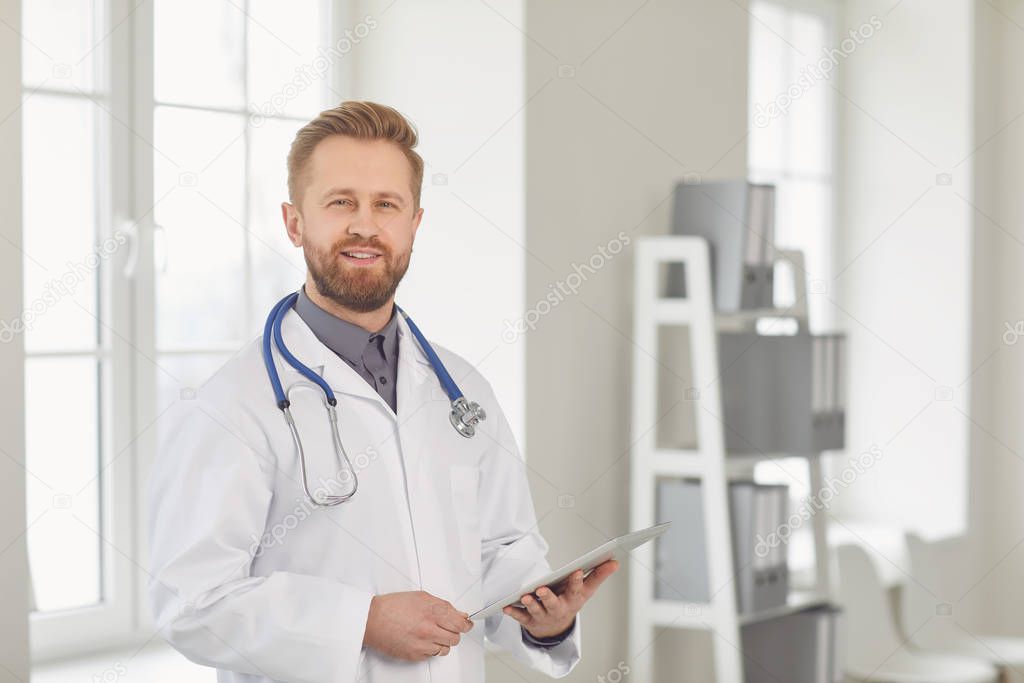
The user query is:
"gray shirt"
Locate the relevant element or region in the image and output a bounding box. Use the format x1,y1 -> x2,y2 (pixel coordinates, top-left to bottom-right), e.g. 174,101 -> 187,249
293,286 -> 400,414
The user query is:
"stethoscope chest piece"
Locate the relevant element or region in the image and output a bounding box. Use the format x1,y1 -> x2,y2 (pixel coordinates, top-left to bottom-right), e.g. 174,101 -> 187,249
450,397 -> 487,438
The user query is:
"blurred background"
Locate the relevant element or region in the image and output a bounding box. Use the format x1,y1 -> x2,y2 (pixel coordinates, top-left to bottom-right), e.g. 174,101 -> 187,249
1,0 -> 1023,681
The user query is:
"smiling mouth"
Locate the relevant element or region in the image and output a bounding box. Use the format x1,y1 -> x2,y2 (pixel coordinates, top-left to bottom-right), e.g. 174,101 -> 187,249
340,249 -> 382,265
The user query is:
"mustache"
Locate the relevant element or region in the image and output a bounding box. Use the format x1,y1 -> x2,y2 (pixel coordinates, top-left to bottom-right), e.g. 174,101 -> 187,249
332,238 -> 390,256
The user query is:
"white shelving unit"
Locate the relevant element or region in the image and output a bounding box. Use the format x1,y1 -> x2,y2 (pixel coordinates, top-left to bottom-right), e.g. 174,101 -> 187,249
628,236 -> 833,682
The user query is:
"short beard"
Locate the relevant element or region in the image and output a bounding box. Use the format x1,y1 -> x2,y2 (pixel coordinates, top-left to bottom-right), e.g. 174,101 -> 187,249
304,238 -> 411,313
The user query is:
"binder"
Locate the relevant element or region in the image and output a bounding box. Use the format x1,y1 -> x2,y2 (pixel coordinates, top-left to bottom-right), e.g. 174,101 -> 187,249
667,180 -> 776,312
740,605 -> 842,683
654,479 -> 710,601
654,479 -> 789,614
732,481 -> 788,614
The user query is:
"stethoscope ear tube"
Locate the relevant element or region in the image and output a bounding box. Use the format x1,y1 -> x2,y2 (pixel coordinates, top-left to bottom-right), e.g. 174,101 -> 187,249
273,293 -> 337,405
283,388 -> 357,506
262,295 -> 292,409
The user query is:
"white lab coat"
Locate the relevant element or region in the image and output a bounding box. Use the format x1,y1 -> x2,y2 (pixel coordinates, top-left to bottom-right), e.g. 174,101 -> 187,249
147,307 -> 581,683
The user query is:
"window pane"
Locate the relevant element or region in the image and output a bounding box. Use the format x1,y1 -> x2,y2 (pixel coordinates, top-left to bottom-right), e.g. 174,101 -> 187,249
25,357 -> 101,612
21,94 -> 100,353
249,118 -> 307,325
775,178 -> 833,332
786,11 -> 831,176
247,0 -> 329,119
748,1 -> 788,172
154,0 -> 244,109
21,0 -> 98,93
154,106 -> 247,348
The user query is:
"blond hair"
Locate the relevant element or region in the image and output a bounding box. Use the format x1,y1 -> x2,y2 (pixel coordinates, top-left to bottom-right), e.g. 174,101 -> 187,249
286,101 -> 424,208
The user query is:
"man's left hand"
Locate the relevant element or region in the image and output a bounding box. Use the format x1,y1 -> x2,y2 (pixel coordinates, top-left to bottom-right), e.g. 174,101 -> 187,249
503,559 -> 619,639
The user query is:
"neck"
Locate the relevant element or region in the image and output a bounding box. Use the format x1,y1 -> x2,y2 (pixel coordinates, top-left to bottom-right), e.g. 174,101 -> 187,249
303,279 -> 394,334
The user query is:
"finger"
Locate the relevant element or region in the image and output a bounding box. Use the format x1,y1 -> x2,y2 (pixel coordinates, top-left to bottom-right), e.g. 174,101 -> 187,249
565,569 -> 586,603
430,625 -> 461,647
535,586 -> 562,613
436,602 -> 474,634
502,604 -> 530,625
434,644 -> 451,657
582,560 -> 619,598
438,613 -> 474,635
585,559 -> 619,583
521,594 -> 546,619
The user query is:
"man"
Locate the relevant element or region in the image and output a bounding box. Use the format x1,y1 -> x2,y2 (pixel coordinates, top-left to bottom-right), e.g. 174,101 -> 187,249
148,100 -> 617,682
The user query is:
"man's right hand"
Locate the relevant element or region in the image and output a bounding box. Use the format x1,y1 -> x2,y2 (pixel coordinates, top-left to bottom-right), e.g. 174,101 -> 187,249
362,591 -> 474,661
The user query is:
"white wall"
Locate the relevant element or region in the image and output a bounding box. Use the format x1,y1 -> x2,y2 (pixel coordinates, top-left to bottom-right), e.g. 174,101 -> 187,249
348,0 -> 527,443
0,0 -> 31,678
523,1 -> 748,680
831,0 -> 974,539
968,0 -> 1024,635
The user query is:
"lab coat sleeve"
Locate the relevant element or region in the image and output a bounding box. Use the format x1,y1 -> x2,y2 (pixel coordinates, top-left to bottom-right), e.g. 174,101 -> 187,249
478,389 -> 582,678
147,396 -> 374,683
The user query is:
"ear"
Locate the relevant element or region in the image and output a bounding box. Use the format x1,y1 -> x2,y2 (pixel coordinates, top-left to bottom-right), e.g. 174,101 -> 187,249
282,202 -> 302,247
411,206 -> 424,240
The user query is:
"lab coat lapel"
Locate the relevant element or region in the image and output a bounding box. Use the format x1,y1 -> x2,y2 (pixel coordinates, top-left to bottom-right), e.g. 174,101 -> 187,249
276,305 -> 438,493
277,307 -> 390,407
394,313 -> 437,495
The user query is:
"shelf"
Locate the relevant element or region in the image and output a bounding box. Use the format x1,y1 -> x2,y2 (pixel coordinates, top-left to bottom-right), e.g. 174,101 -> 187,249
630,237 -> 834,682
649,599 -> 714,629
738,590 -> 831,626
647,591 -> 831,631
653,299 -> 695,323
639,448 -> 823,481
714,307 -> 803,332
647,449 -> 703,477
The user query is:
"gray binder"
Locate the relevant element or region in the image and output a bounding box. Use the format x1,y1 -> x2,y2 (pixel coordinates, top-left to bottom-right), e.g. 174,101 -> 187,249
731,481 -> 788,614
654,479 -> 789,614
718,331 -> 846,454
653,479 -> 710,601
741,605 -> 842,683
667,180 -> 776,312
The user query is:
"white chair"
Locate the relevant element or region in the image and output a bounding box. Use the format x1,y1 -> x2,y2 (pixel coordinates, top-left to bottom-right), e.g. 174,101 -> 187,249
836,543 -> 998,683
902,532 -> 1024,681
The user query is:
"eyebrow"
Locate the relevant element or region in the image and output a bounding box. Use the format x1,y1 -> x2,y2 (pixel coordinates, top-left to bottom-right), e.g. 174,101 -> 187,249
320,187 -> 407,203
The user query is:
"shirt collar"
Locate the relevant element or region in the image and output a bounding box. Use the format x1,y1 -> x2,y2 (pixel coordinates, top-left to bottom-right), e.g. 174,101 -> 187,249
293,286 -> 400,366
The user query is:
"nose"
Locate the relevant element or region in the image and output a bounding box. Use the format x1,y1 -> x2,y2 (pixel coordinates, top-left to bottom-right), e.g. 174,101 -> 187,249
346,202 -> 381,240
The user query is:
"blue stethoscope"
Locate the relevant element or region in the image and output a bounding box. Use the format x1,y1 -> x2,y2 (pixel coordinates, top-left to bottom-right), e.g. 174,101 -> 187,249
262,291 -> 487,507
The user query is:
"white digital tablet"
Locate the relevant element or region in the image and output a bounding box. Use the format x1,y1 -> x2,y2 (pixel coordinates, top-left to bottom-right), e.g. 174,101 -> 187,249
469,521 -> 671,620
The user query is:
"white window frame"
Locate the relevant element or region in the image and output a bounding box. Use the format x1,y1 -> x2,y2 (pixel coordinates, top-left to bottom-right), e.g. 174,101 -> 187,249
27,0 -> 137,661
29,0 -> 350,662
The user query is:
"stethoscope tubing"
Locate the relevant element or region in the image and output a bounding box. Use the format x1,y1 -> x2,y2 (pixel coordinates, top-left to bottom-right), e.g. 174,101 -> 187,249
261,291 -> 485,507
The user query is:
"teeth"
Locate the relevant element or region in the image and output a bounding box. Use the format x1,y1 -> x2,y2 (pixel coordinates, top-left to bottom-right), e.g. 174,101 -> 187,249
345,252 -> 377,259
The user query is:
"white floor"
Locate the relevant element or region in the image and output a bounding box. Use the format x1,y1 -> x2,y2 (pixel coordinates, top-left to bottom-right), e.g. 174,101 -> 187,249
33,640 -> 216,682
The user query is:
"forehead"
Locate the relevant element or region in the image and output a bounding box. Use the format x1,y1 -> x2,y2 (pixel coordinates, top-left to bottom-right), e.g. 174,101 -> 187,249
306,135 -> 412,198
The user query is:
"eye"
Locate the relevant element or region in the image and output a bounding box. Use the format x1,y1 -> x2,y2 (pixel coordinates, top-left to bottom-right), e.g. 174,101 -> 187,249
378,200 -> 395,209
331,198 -> 352,207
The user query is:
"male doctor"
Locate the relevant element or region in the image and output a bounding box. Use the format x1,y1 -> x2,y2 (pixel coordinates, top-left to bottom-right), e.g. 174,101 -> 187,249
148,100 -> 618,683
